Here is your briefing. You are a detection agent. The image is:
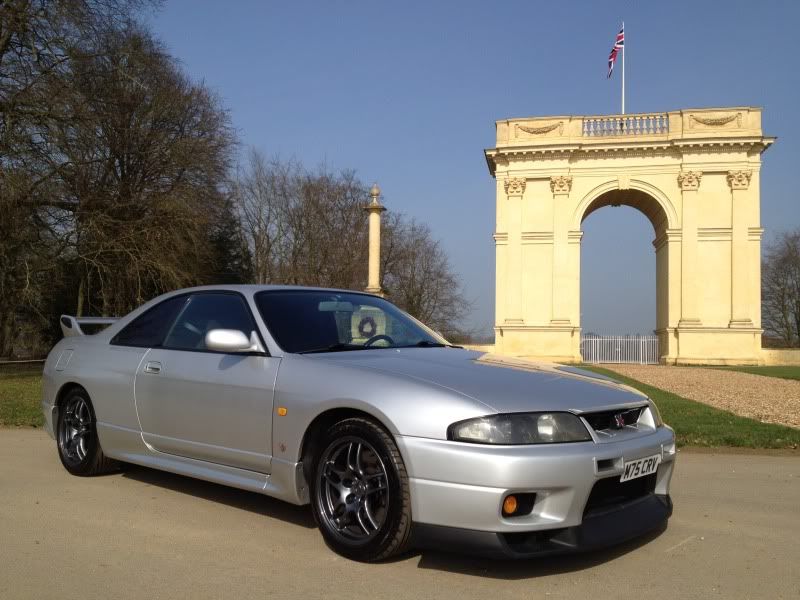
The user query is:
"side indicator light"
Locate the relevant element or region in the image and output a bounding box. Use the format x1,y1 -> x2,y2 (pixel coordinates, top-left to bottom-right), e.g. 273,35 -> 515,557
502,495 -> 518,516
277,407 -> 288,416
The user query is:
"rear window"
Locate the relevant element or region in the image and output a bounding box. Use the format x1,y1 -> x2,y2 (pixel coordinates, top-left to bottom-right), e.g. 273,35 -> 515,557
110,296 -> 187,348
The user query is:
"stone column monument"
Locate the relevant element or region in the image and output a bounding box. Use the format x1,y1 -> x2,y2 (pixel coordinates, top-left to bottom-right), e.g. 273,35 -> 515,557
365,183 -> 386,296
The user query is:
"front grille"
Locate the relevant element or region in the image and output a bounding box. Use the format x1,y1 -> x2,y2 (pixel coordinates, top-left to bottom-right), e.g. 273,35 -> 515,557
582,406 -> 644,431
583,473 -> 657,516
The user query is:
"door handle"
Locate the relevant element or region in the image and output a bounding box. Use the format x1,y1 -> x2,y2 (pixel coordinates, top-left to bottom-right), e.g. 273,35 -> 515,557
144,361 -> 162,374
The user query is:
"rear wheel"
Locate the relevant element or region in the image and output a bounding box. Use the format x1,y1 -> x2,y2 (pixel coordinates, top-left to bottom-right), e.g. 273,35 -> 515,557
56,388 -> 118,476
311,417 -> 412,561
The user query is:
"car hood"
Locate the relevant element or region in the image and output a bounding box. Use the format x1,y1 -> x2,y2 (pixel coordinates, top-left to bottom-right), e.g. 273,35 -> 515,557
310,348 -> 648,414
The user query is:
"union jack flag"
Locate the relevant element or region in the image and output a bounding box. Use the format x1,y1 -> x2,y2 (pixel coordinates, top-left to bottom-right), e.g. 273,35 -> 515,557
607,25 -> 624,78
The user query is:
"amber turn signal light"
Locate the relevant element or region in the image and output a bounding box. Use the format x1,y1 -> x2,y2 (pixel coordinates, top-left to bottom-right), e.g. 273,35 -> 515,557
502,495 -> 518,516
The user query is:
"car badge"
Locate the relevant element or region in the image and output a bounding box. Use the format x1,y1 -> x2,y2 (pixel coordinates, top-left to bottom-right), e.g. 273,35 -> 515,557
613,413 -> 626,429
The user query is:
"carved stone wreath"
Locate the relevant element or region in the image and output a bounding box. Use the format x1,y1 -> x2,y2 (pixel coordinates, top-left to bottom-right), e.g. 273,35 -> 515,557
690,113 -> 742,128
516,121 -> 563,136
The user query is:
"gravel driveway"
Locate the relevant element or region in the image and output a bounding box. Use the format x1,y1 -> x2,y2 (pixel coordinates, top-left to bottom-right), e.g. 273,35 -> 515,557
601,365 -> 800,428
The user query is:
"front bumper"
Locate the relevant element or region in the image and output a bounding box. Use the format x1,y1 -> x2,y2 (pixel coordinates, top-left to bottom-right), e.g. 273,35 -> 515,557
396,426 -> 676,557
414,493 -> 672,558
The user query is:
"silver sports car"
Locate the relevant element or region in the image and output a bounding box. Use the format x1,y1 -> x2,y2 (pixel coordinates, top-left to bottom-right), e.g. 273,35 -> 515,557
42,285 -> 675,561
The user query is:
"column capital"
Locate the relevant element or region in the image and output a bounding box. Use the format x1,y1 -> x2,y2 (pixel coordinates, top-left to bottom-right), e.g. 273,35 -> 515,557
726,170 -> 752,190
503,177 -> 526,196
550,175 -> 573,196
677,171 -> 702,191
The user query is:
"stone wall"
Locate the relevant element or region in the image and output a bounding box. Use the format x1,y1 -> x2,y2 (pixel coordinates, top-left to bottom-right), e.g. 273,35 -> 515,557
761,349 -> 800,366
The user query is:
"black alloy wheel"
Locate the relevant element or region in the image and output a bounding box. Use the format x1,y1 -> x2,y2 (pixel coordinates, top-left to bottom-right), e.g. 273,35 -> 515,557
56,388 -> 118,476
311,417 -> 412,561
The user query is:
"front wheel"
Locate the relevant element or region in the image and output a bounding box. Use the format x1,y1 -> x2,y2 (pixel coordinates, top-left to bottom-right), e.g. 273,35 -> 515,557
56,388 -> 119,476
311,417 -> 412,561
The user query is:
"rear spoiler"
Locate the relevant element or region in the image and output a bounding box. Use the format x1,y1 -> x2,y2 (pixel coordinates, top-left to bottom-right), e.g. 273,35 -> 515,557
60,315 -> 120,338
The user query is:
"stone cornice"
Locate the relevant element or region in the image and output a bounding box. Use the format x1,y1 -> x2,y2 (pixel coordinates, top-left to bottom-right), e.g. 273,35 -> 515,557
747,227 -> 764,241
485,139 -> 772,176
493,232 -> 508,243
520,231 -> 553,241
698,228 -> 732,242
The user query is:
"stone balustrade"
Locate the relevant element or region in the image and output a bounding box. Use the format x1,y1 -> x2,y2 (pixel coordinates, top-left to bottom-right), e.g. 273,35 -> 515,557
582,113 -> 669,136
490,107 -> 767,153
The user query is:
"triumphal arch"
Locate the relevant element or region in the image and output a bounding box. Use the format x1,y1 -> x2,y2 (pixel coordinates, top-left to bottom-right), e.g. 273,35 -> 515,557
484,107 -> 774,364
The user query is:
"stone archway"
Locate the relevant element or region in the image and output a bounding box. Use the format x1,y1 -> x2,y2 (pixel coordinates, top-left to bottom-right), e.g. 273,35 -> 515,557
577,185 -> 673,361
485,107 -> 774,365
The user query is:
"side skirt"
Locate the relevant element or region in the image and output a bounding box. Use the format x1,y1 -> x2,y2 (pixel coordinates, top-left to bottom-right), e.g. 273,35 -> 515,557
97,422 -> 308,505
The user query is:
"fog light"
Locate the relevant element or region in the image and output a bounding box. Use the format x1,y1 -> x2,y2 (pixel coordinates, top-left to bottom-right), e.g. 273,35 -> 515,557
501,493 -> 536,518
502,495 -> 518,516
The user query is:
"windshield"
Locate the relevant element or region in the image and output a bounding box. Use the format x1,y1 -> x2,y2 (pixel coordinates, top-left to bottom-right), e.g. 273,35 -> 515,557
254,290 -> 449,353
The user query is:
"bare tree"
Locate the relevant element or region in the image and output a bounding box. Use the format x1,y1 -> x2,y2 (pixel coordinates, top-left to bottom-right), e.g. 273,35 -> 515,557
762,229 -> 800,347
234,151 -> 370,289
0,0 -> 156,355
232,153 -> 471,337
381,216 -> 472,339
50,25 -> 236,316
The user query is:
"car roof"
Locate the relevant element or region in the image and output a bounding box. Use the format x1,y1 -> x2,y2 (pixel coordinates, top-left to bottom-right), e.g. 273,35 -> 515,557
161,284 -> 382,297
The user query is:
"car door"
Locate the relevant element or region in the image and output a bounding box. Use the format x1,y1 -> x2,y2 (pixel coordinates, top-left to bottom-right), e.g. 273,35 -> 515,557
134,292 -> 278,474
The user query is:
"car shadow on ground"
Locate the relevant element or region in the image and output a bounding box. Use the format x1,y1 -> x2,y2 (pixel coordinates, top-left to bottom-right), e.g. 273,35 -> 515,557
118,462 -> 665,577
409,525 -> 667,579
121,464 -> 316,529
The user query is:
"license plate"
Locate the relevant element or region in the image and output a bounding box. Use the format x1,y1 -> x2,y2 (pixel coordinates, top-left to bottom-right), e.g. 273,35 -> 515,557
620,454 -> 661,482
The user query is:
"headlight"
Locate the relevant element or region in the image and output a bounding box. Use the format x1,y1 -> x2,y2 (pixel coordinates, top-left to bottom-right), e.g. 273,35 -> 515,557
447,412 -> 592,445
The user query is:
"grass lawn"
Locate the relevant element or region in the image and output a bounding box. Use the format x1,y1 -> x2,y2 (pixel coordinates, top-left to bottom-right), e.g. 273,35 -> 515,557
0,368 -> 44,427
710,365 -> 800,382
2,366 -> 799,449
581,366 -> 800,450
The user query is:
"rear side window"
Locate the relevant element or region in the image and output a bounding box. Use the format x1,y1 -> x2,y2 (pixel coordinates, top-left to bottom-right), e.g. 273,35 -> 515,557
162,293 -> 257,351
111,296 -> 187,348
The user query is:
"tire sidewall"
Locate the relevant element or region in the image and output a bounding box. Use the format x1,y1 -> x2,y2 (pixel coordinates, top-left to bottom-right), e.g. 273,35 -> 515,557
311,418 -> 408,561
56,389 -> 100,476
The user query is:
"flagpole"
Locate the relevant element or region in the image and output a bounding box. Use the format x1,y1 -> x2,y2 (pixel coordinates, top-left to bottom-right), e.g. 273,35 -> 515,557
621,21 -> 625,114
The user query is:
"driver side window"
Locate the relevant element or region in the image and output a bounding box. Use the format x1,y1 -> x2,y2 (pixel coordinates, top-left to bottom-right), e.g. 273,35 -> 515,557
163,293 -> 257,351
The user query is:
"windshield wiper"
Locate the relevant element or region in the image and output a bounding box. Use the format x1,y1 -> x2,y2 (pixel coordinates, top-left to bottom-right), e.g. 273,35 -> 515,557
397,340 -> 463,349
299,343 -> 370,354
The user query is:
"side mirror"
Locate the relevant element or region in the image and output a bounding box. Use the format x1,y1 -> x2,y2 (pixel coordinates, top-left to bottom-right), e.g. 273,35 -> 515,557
205,329 -> 266,354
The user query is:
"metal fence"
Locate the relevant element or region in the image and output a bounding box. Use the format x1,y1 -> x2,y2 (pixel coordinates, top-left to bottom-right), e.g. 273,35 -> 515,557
580,335 -> 660,365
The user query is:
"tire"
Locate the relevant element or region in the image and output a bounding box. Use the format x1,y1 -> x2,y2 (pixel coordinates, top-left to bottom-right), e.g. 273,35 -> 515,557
56,388 -> 119,476
310,417 -> 412,562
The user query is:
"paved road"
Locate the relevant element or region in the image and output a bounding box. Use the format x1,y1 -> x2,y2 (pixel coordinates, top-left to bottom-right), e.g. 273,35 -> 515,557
1,430 -> 798,600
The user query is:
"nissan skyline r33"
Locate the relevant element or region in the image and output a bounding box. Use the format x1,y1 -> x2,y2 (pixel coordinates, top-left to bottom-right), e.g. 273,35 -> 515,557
42,285 -> 675,561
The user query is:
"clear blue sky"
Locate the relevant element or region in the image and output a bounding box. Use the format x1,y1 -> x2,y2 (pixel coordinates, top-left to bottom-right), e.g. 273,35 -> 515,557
147,0 -> 799,337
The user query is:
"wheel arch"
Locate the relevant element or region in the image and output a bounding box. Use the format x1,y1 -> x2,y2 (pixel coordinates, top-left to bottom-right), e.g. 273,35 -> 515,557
55,381 -> 89,410
298,407 -> 396,483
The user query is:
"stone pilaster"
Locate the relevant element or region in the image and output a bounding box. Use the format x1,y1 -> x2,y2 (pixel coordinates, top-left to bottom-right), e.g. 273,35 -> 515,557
727,170 -> 754,327
550,175 -> 572,325
677,171 -> 702,327
503,178 -> 525,323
